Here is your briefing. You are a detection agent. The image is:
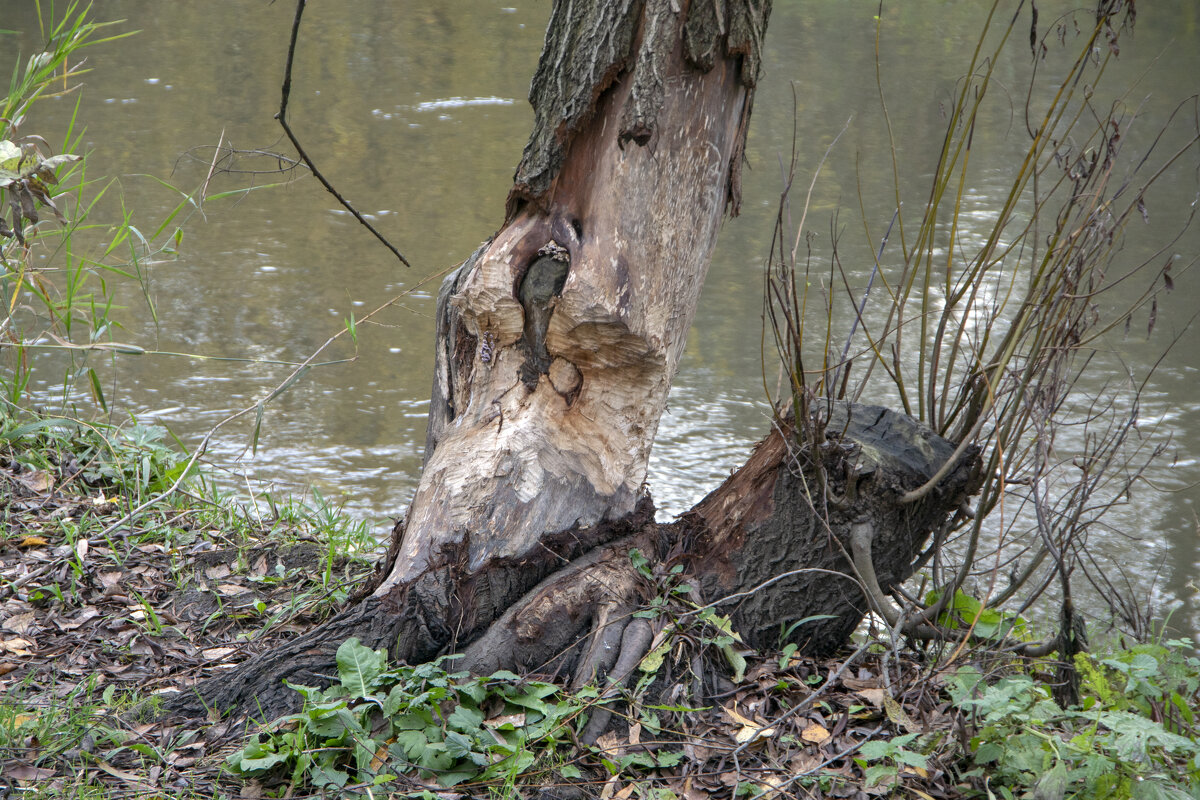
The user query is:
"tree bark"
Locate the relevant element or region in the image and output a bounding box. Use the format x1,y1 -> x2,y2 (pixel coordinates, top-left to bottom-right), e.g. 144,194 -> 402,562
166,0 -> 976,724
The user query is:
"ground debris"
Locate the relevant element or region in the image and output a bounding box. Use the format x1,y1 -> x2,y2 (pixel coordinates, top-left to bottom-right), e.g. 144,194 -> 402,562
2,440 -> 970,799
1,451 -> 374,797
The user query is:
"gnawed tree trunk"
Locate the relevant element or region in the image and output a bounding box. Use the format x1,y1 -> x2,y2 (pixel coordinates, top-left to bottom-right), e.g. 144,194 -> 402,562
455,402 -> 979,677
168,0 -> 977,724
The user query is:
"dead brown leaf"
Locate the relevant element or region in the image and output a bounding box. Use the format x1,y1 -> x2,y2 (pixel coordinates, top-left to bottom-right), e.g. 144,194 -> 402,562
843,675 -> 882,690
204,564 -> 231,580
16,470 -> 54,493
595,730 -> 623,754
91,758 -> 160,792
56,606 -> 100,631
2,611 -> 36,635
483,712 -> 526,728
801,722 -> 830,744
1,637 -> 34,656
884,694 -> 921,733
202,646 -> 238,660
7,762 -> 57,781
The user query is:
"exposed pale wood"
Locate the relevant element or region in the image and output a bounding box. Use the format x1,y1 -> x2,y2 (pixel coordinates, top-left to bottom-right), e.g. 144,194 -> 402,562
374,0 -> 767,605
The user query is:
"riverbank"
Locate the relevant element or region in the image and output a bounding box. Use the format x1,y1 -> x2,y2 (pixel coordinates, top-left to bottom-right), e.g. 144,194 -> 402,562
3,410 -> 1199,799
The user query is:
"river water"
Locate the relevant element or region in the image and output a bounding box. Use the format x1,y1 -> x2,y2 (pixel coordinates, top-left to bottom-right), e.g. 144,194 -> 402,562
5,2 -> 1198,641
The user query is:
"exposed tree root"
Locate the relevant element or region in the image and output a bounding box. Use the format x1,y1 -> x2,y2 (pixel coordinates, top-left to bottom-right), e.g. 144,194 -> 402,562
166,402 -> 978,726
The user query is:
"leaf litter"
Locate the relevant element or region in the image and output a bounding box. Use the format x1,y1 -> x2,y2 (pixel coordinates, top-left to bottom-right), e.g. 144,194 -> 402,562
1,445 -> 374,797
2,441 -> 980,799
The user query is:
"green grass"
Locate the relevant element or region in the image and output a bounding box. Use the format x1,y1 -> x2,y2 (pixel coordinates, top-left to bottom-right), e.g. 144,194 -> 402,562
0,408 -> 381,797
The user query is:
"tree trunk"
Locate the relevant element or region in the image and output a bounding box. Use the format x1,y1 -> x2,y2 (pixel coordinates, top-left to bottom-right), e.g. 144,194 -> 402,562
167,0 -> 976,724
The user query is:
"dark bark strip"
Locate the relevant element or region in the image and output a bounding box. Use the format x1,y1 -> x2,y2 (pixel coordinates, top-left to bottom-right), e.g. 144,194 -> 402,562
510,0 -> 643,214
511,0 -> 772,217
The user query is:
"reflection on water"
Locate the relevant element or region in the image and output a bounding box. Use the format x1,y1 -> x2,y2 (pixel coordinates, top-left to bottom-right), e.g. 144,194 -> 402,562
6,1 -> 1198,640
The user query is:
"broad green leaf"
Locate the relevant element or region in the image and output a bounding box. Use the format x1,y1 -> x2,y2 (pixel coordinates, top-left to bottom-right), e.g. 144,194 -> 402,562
336,638 -> 386,699
383,684 -> 408,717
437,769 -> 479,788
858,740 -> 893,760
1033,761 -> 1069,800
974,741 -> 1003,764
443,730 -> 477,760
417,741 -> 455,771
864,764 -> 897,788
721,643 -> 747,683
447,703 -> 484,732
393,730 -> 429,760
229,748 -> 290,775
310,764 -> 350,789
1131,780 -> 1197,800
895,748 -> 928,769
640,640 -> 670,674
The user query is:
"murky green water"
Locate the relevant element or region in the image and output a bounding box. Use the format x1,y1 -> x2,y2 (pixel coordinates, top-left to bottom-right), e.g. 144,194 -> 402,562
5,2 -> 1198,639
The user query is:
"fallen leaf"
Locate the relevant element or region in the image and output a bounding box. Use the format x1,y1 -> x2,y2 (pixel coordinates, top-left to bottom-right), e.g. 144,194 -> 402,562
204,564 -> 231,580
857,687 -> 886,707
883,694 -> 921,733
2,611 -> 37,635
238,779 -> 264,799
801,722 -> 830,744
217,583 -> 249,596
369,742 -> 388,772
17,470 -> 54,493
723,705 -> 756,727
595,730 -> 623,753
789,752 -> 822,772
92,758 -> 160,792
202,646 -> 237,660
483,712 -> 525,728
1,637 -> 34,656
7,762 -> 56,781
724,705 -> 775,743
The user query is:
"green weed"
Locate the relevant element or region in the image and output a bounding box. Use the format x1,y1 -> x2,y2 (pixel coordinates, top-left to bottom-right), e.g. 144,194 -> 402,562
948,642 -> 1200,799
226,639 -> 585,795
